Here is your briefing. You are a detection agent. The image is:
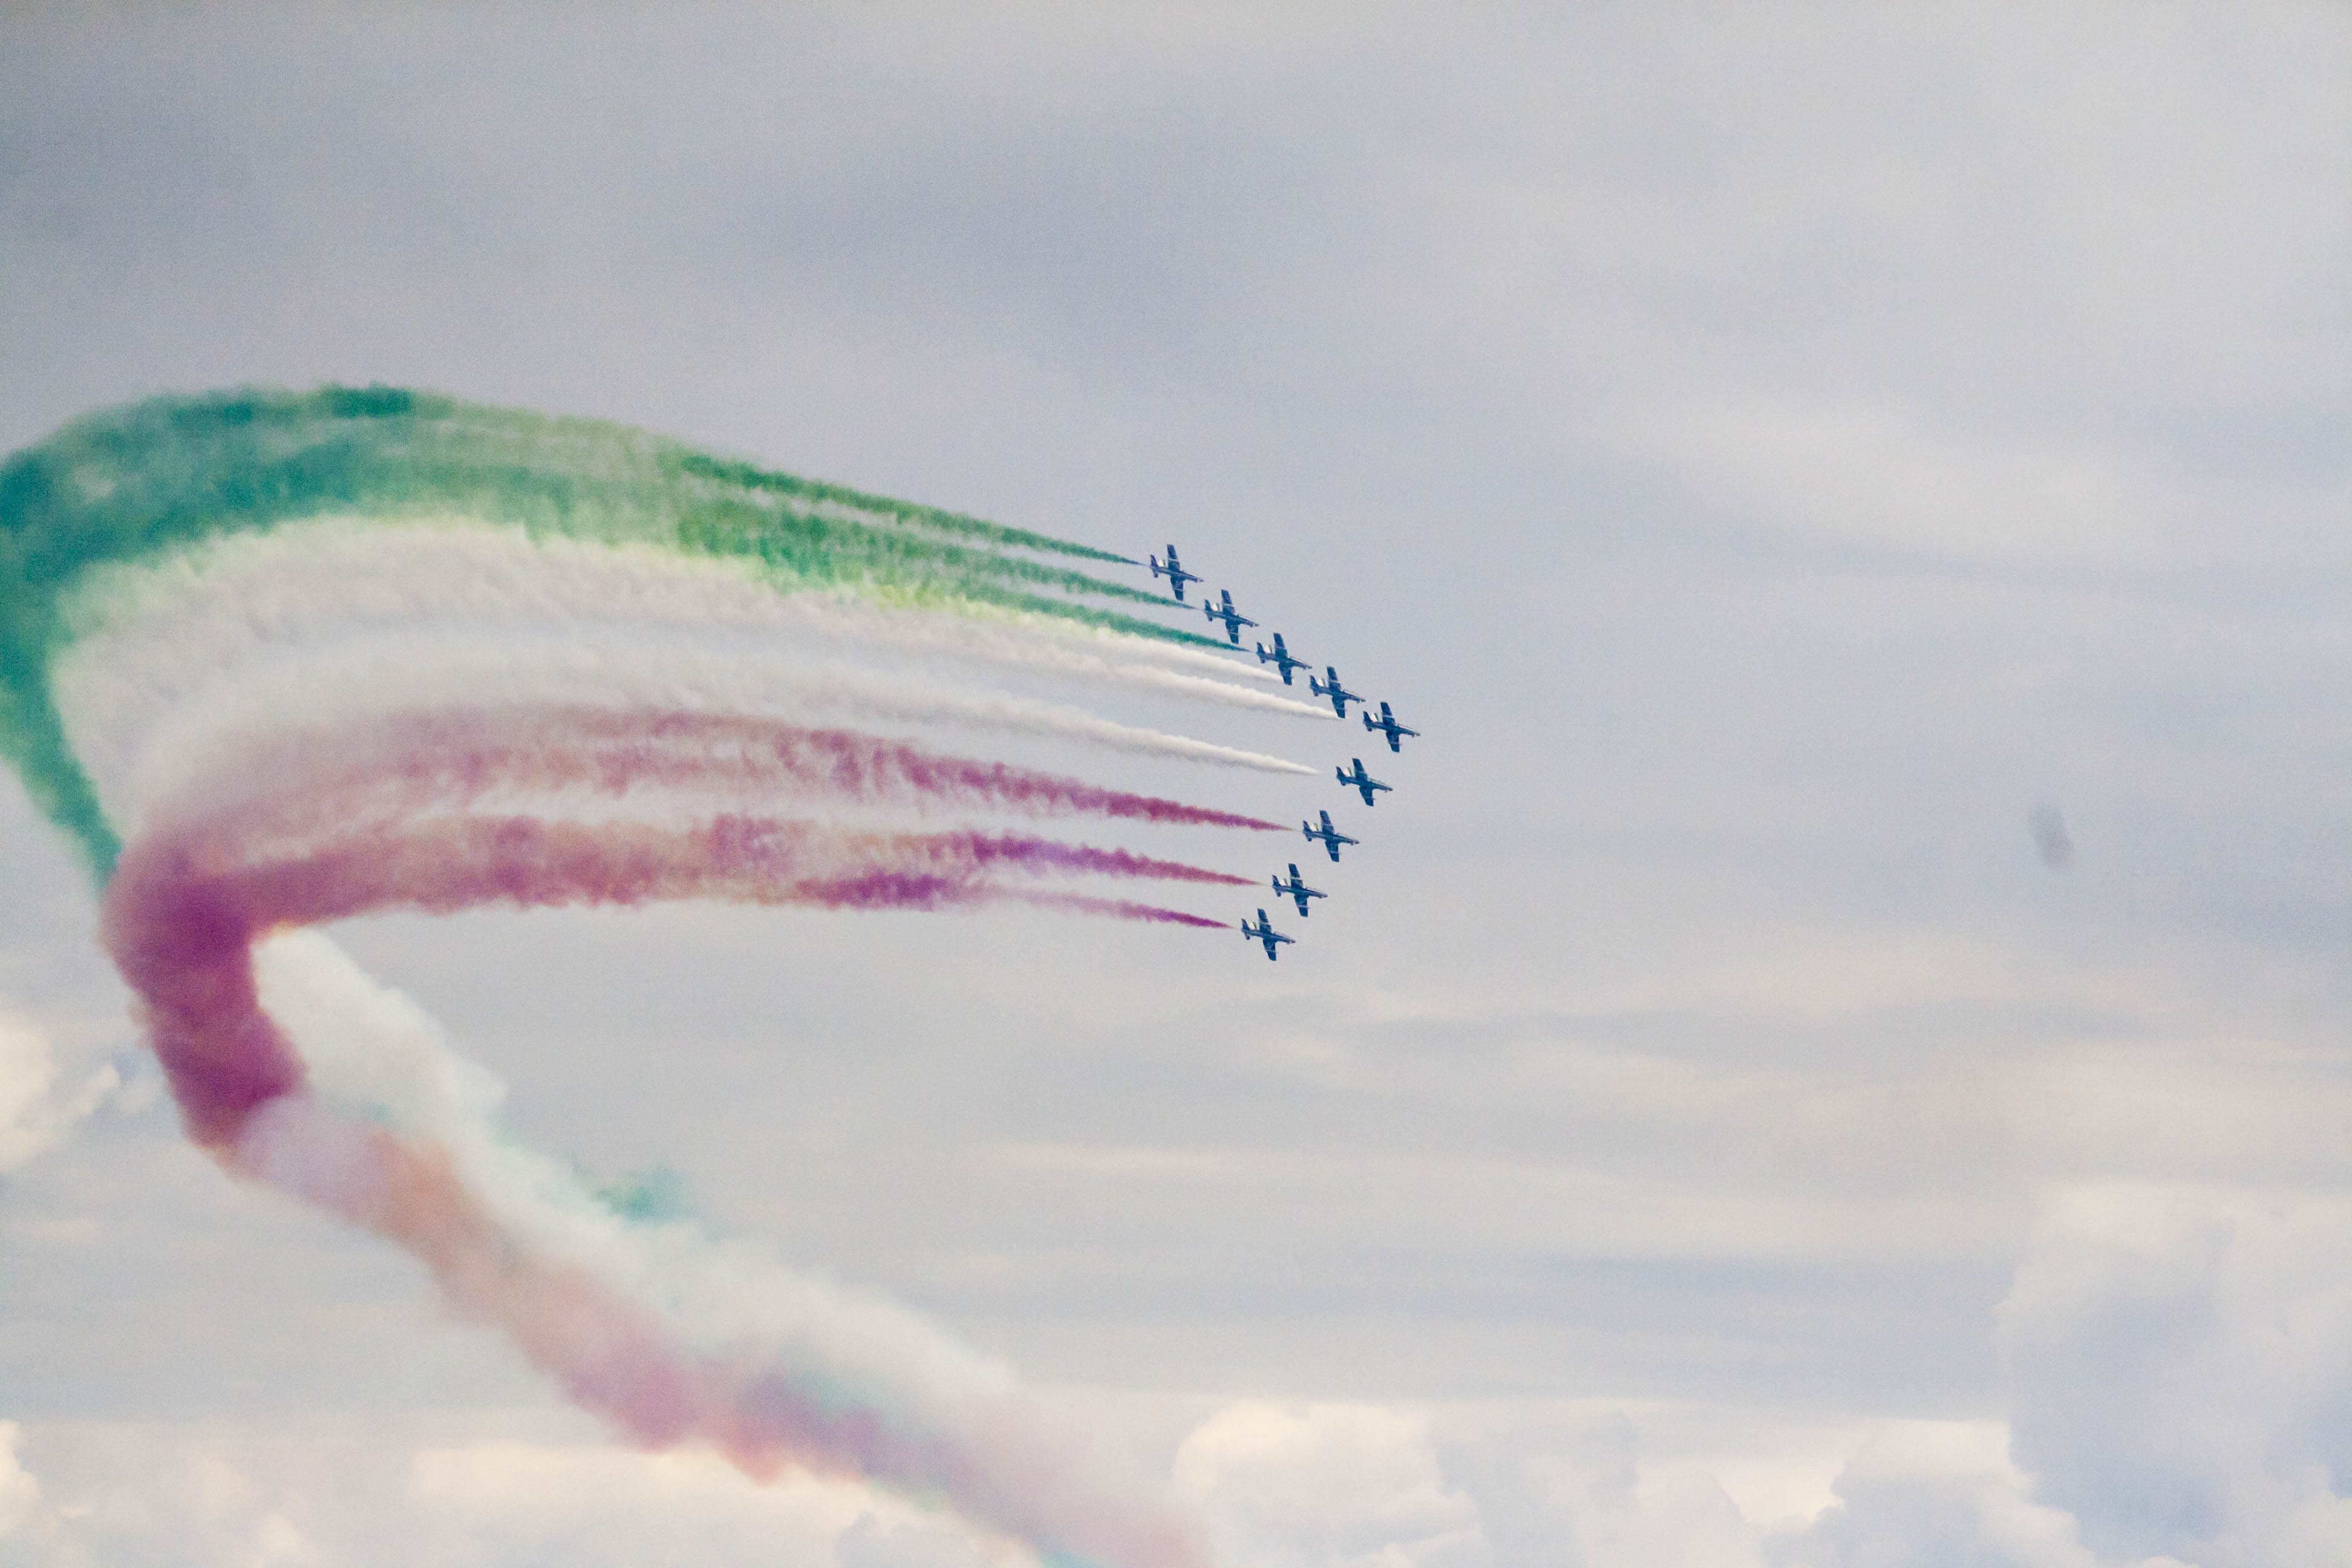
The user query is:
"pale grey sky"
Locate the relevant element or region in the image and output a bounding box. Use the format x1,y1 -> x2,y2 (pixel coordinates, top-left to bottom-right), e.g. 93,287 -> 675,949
2,5 -> 2348,1565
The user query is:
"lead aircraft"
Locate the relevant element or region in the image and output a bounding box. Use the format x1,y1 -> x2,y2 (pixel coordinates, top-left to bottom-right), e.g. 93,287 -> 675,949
1241,908 -> 1295,961
1337,757 -> 1391,807
1149,545 -> 1201,601
1255,632 -> 1309,685
1272,863 -> 1326,918
1309,665 -> 1363,719
1364,701 -> 1419,753
1205,589 -> 1257,645
1304,809 -> 1358,863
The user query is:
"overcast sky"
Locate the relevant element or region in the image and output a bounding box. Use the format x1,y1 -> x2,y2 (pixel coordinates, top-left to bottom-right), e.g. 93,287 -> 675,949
3,5 -> 2350,1566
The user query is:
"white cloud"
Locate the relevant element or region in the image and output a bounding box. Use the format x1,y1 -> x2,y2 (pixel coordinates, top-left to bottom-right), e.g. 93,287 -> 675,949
1430,1406 -> 1762,1568
835,1512 -> 998,1568
1175,1403 -> 1481,1568
0,1011 -> 116,1177
0,1425 -> 45,1538
2,1422 -> 1021,1568
2001,1186 -> 2352,1567
1770,1422 -> 2096,1568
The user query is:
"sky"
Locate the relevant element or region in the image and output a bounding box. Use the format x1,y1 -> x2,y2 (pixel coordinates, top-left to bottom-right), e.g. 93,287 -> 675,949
2,3 -> 2350,1564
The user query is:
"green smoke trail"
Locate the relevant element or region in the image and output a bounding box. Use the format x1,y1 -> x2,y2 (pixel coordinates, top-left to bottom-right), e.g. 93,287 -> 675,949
0,386 -> 1218,883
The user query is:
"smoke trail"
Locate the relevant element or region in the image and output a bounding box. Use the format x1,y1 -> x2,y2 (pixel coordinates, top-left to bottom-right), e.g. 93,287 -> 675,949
152,708 -> 1290,843
2,387 -> 1235,879
102,804 -> 1218,1568
1,388 -> 1345,1564
174,813 -> 1253,922
72,627 -> 1315,838
59,522 -> 1321,723
111,797 -> 1238,1175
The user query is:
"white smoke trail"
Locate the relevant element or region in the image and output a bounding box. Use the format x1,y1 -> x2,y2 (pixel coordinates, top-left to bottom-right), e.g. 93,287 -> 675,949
56,521 -> 1322,757
783,595 -> 1322,713
247,932 -> 1194,1564
67,624 -> 1316,838
250,931 -> 1001,1383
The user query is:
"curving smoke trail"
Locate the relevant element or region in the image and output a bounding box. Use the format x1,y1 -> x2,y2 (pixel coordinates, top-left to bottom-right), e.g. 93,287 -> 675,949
109,807 -> 1236,1147
0,387 -> 1329,1566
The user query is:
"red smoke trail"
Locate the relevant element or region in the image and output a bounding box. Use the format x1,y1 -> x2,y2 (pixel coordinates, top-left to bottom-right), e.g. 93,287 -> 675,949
163,707 -> 1287,840
99,806 -> 1219,1568
109,812 -> 1232,1137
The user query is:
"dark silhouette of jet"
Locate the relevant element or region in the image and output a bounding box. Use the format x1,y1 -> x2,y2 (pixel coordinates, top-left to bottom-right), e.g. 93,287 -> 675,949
1337,757 -> 1391,807
1364,701 -> 1419,753
1204,589 -> 1257,645
1309,665 -> 1363,719
1241,908 -> 1294,961
1255,632 -> 1309,685
1304,809 -> 1357,863
1149,545 -> 1201,601
1272,863 -> 1326,918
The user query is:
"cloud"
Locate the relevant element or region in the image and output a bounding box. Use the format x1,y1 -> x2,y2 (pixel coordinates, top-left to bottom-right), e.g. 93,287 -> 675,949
2000,1186 -> 2352,1566
835,1512 -> 998,1568
0,1422 -> 1011,1568
1430,1406 -> 1760,1568
1768,1422 -> 2096,1568
1174,1403 -> 1480,1568
0,1425 -> 45,1538
0,1010 -> 116,1176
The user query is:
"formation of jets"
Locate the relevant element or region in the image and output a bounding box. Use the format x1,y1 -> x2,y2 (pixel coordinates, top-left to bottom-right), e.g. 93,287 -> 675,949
1139,543 -> 1425,961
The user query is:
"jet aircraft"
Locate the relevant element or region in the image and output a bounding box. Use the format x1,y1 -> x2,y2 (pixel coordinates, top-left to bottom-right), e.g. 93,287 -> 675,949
1241,908 -> 1295,961
1204,589 -> 1257,645
1364,701 -> 1419,753
1337,757 -> 1391,807
1255,632 -> 1309,685
1308,665 -> 1363,719
1149,546 -> 1201,601
1272,863 -> 1326,918
1304,809 -> 1358,863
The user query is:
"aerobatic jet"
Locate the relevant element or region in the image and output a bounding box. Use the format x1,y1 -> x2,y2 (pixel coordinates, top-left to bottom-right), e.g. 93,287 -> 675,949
1272,863 -> 1326,918
1304,809 -> 1358,863
1364,701 -> 1419,753
1241,908 -> 1295,961
1255,632 -> 1309,685
1337,757 -> 1391,808
1149,546 -> 1201,601
1204,589 -> 1257,645
1308,665 -> 1363,719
